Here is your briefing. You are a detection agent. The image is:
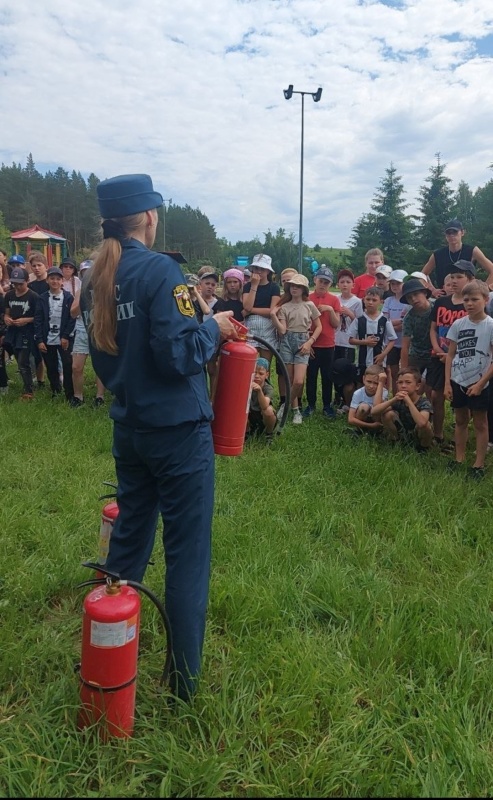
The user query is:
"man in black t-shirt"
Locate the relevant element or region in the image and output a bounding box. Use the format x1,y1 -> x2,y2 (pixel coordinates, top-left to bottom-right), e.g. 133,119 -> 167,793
422,218 -> 493,295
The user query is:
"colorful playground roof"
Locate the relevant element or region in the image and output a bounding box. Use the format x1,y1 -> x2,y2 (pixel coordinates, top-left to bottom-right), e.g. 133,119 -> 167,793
11,225 -> 66,242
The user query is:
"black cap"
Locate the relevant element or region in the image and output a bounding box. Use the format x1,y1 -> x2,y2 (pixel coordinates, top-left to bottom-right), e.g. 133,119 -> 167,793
450,259 -> 475,276
60,257 -> 77,270
400,278 -> 431,303
444,218 -> 463,232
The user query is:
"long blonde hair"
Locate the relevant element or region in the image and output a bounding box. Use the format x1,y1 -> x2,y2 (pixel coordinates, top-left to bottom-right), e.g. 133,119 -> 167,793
89,211 -> 148,355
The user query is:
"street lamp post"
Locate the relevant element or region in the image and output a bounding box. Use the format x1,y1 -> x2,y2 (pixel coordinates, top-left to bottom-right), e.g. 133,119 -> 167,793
162,198 -> 172,251
283,84 -> 322,272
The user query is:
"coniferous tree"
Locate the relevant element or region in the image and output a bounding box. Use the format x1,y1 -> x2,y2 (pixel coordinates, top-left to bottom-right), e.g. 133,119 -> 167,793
414,153 -> 454,265
346,213 -> 379,274
370,163 -> 415,268
451,180 -> 475,234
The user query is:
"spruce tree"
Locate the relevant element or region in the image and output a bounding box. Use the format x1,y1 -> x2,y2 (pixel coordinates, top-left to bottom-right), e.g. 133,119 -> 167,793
370,163 -> 414,268
414,153 -> 454,265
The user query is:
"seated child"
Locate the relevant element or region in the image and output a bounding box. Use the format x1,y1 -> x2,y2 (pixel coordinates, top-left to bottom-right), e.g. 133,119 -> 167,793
347,364 -> 387,434
372,366 -> 434,451
247,357 -> 277,443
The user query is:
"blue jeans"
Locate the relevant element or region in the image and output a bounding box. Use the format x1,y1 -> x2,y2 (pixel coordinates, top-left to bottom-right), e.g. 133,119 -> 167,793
108,420 -> 215,700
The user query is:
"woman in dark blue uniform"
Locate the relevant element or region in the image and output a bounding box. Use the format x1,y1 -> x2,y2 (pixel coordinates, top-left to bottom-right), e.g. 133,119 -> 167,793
81,174 -> 235,701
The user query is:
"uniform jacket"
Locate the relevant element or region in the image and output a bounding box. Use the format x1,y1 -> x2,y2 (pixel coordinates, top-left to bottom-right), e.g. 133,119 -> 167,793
34,289 -> 75,344
80,240 -> 221,429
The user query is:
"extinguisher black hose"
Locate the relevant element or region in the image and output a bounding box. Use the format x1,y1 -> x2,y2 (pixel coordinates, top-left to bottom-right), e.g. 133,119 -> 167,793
248,334 -> 291,435
76,574 -> 174,691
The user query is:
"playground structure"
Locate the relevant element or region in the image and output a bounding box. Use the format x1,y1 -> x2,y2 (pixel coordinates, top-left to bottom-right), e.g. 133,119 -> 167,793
10,224 -> 69,266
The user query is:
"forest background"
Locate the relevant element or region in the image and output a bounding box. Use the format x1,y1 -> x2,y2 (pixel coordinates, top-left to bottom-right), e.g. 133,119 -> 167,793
1,153 -> 493,280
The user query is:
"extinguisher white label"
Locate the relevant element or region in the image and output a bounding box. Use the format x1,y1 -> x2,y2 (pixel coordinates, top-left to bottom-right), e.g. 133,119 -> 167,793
90,615 -> 138,648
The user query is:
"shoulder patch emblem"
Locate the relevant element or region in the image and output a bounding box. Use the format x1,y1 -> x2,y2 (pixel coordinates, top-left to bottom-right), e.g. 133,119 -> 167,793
173,284 -> 195,317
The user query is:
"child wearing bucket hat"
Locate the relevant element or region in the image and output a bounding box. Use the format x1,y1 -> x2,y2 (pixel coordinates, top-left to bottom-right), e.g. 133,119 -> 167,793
270,273 -> 322,425
400,278 -> 434,383
242,254 -> 281,363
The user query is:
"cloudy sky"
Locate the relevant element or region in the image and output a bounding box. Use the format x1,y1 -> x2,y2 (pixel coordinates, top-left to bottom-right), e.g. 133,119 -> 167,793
2,0 -> 493,247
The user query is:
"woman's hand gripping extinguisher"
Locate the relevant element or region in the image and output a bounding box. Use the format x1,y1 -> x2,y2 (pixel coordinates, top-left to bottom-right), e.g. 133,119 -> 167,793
211,318 -> 291,455
75,562 -> 173,739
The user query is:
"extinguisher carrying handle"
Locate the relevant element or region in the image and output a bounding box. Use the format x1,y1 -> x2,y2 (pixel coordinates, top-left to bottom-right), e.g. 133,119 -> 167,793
99,480 -> 118,501
77,562 -> 174,692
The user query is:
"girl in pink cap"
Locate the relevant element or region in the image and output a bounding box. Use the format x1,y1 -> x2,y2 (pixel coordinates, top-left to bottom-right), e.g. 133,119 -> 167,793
214,268 -> 244,322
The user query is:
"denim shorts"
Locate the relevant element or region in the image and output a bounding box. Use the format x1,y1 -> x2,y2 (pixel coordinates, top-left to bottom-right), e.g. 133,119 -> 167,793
279,331 -> 310,365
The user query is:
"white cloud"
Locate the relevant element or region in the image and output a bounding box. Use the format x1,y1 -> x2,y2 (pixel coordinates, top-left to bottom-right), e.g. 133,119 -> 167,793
1,0 -> 493,248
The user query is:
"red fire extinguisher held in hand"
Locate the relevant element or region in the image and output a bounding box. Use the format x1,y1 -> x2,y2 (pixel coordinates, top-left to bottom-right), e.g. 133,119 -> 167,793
211,318 -> 257,456
76,563 -> 173,739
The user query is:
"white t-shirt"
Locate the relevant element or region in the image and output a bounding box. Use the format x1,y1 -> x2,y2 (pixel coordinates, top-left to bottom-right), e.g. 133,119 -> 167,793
347,314 -> 397,367
350,386 -> 388,409
332,293 -> 363,347
382,295 -> 411,348
447,315 -> 493,388
47,292 -> 64,345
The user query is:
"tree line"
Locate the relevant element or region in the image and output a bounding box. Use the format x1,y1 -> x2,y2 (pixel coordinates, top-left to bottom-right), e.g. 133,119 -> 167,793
0,153 -> 492,276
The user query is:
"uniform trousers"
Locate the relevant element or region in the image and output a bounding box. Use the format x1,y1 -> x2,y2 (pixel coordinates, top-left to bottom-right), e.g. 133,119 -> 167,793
108,420 -> 215,701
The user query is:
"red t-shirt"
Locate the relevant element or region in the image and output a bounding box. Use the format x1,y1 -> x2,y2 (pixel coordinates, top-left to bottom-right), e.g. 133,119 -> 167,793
308,291 -> 341,348
352,273 -> 376,299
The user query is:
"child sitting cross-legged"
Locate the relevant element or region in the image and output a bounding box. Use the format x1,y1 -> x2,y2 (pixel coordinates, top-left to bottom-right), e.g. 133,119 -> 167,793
246,357 -> 278,444
372,366 -> 434,452
347,364 -> 387,436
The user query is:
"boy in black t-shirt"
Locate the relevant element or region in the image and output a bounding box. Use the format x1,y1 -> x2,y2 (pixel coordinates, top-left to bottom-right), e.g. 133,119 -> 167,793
428,260 -> 474,447
422,218 -> 493,294
4,267 -> 38,398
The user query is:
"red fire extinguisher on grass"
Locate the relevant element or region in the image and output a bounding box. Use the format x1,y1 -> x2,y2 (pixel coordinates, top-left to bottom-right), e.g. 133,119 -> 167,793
211,319 -> 257,456
76,563 -> 173,739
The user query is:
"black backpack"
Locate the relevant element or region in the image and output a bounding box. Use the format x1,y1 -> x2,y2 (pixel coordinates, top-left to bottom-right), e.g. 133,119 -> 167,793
357,314 -> 387,369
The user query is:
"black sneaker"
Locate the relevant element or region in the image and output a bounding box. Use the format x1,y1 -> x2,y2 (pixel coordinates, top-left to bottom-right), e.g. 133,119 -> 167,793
93,397 -> 105,408
446,459 -> 462,473
70,396 -> 84,408
467,466 -> 485,481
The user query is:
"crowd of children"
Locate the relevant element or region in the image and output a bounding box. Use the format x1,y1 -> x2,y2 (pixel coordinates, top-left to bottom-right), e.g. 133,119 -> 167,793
3,219 -> 493,479
0,250 -> 107,406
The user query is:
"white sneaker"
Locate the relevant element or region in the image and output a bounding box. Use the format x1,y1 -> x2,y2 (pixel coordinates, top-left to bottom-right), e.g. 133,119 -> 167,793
292,409 -> 303,425
277,403 -> 285,422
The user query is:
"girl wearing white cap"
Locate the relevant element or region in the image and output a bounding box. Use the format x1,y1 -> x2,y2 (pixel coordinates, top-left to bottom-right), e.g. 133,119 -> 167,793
242,254 -> 280,363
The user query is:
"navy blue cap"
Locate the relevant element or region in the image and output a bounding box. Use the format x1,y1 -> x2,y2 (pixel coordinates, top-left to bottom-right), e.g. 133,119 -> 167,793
314,266 -> 334,282
445,218 -> 463,232
97,174 -> 164,219
8,254 -> 25,265
47,267 -> 63,278
10,266 -> 29,283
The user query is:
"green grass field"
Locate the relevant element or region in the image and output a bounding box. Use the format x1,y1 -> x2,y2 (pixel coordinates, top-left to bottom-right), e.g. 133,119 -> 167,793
1,364 -> 493,798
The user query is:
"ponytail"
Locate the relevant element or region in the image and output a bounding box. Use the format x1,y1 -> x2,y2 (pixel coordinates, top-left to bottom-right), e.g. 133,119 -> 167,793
89,211 -> 148,355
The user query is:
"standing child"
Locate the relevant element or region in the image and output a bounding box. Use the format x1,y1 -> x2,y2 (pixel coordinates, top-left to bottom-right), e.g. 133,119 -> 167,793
3,266 -> 38,399
276,268 -> 299,412
242,254 -> 280,364
372,367 -> 434,451
270,273 -> 322,425
375,265 -> 393,300
214,268 -> 244,322
444,279 -> 493,479
428,260 -> 474,447
400,278 -> 434,394
348,286 -> 397,383
352,248 -> 384,299
382,269 -> 410,395
34,267 -> 76,401
303,266 -> 341,418
332,268 -> 362,410
246,357 -> 278,444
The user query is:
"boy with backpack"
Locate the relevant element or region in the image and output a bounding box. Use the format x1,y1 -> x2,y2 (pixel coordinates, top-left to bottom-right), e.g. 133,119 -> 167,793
348,286 -> 397,383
